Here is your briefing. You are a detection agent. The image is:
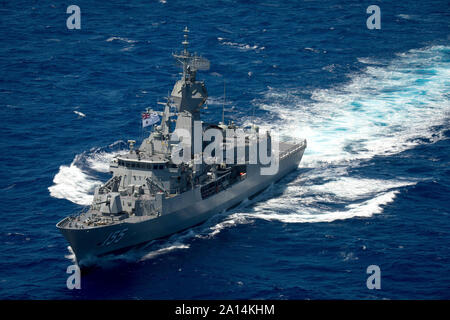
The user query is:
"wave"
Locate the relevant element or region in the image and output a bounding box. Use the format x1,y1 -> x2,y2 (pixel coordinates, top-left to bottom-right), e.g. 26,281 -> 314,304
48,161 -> 102,206
218,37 -> 264,51
138,229 -> 196,262
237,191 -> 399,224
106,37 -> 137,44
397,14 -> 420,21
254,45 -> 450,165
48,141 -> 127,206
106,37 -> 138,52
357,57 -> 384,65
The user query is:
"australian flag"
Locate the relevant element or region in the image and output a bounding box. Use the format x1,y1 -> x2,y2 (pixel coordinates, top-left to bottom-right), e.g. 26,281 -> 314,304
142,112 -> 160,128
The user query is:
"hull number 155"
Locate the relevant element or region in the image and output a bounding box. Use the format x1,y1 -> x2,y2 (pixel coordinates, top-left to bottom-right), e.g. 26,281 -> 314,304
100,228 -> 128,247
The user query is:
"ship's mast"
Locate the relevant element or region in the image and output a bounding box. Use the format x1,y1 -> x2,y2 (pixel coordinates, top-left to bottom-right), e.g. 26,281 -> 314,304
169,28 -> 210,158
173,27 -> 210,83
182,26 -> 189,80
222,81 -> 225,124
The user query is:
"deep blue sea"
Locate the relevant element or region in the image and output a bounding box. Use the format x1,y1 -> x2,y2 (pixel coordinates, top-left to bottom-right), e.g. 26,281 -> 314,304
1,0 -> 449,299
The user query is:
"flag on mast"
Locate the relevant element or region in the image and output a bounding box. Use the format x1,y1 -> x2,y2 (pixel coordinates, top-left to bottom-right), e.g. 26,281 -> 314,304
142,111 -> 160,128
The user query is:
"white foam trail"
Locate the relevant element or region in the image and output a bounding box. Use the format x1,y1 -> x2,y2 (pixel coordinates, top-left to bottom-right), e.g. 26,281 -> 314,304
197,213 -> 252,239
139,244 -> 190,261
202,176 -> 415,234
137,229 -> 199,262
238,191 -> 399,223
49,142 -> 127,205
218,45 -> 449,227
259,46 -> 449,165
307,177 -> 416,200
49,160 -> 101,205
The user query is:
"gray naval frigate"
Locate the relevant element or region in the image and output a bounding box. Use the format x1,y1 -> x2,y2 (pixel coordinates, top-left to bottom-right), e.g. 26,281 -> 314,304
57,28 -> 307,265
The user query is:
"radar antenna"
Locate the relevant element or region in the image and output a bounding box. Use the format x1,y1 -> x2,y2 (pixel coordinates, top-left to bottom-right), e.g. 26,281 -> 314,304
173,27 -> 210,80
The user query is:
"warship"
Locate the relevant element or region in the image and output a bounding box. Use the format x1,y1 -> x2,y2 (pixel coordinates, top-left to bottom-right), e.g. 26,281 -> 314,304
57,28 -> 307,265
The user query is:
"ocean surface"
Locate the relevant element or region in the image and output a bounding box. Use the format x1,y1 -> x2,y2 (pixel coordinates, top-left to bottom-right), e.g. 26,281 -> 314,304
1,0 -> 449,299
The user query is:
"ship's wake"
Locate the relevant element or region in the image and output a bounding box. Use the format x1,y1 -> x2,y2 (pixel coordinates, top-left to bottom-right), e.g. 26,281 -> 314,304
52,45 -> 449,264
225,45 -> 449,228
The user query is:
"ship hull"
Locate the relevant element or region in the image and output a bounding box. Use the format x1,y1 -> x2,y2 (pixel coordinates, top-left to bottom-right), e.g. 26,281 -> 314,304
58,142 -> 306,266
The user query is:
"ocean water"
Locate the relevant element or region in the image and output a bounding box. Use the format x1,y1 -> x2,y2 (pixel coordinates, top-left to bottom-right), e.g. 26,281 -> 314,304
1,0 -> 449,299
